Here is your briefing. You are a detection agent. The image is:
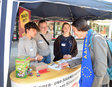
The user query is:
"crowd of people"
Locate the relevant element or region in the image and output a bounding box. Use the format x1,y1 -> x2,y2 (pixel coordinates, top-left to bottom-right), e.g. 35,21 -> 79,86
18,19 -> 111,87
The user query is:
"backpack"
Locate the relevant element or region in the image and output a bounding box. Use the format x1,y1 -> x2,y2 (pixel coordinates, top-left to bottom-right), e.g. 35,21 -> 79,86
106,40 -> 112,80
106,40 -> 112,54
89,33 -> 112,80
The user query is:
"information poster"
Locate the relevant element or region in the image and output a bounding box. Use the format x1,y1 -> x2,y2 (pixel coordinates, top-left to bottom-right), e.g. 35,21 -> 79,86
19,6 -> 31,38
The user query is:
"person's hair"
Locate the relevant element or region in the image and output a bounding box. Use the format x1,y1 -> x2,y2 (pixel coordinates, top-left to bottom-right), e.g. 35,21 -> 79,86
72,18 -> 90,31
38,19 -> 46,27
24,22 -> 39,33
61,22 -> 71,34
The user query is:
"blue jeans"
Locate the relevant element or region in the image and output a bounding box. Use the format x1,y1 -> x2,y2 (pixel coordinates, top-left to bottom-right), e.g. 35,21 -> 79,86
40,54 -> 51,64
102,84 -> 109,87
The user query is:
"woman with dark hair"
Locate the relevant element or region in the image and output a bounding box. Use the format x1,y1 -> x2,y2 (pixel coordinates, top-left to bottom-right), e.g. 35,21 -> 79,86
18,22 -> 43,64
61,19 -> 110,87
53,22 -> 78,62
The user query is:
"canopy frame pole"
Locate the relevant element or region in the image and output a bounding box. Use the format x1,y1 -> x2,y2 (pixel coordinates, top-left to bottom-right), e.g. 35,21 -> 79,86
109,20 -> 112,39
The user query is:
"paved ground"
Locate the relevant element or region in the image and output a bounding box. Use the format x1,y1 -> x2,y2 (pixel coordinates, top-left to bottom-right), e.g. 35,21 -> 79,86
7,40 -> 83,87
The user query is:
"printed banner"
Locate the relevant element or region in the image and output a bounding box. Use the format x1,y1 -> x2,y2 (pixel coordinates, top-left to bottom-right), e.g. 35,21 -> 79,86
11,68 -> 81,87
19,6 -> 31,38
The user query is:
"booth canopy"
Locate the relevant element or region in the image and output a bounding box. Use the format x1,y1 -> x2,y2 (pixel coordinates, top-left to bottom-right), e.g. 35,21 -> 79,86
19,0 -> 112,21
0,0 -> 112,87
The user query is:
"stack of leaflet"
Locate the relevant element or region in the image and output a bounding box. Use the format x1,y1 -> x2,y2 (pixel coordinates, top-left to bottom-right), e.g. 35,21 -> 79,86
48,63 -> 62,70
48,57 -> 81,70
67,57 -> 81,68
57,57 -> 81,64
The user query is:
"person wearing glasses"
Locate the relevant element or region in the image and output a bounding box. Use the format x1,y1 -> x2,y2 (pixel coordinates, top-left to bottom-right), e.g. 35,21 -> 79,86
34,20 -> 52,64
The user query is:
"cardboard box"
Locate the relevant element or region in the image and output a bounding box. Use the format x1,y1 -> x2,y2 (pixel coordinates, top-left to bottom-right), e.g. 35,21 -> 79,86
31,62 -> 48,71
15,56 -> 30,78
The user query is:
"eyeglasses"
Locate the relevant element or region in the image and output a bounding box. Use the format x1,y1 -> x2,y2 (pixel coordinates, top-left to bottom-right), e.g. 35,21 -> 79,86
40,26 -> 47,29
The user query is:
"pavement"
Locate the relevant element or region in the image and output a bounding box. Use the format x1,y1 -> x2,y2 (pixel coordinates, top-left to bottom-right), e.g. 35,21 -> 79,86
7,40 -> 84,87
